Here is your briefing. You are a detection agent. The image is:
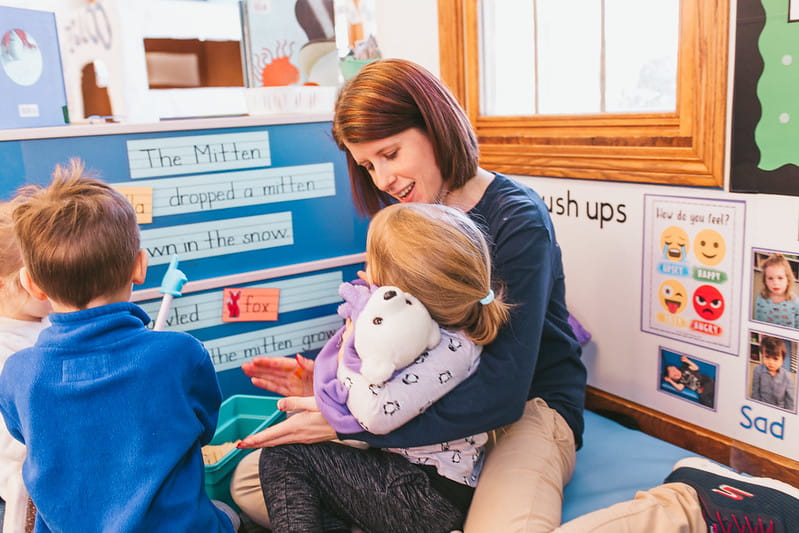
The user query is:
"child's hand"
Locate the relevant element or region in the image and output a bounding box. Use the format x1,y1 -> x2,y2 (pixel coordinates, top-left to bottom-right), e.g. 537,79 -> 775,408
240,354 -> 314,397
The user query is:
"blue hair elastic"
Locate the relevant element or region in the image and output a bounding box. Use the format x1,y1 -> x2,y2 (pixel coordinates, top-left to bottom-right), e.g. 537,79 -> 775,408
480,289 -> 495,305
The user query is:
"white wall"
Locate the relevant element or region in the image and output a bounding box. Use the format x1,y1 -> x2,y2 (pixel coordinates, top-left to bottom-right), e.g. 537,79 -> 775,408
380,2 -> 799,462
374,0 -> 439,77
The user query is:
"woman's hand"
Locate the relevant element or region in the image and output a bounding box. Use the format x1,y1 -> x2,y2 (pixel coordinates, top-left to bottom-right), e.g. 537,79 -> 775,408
277,395 -> 318,412
236,410 -> 336,448
240,354 -> 315,397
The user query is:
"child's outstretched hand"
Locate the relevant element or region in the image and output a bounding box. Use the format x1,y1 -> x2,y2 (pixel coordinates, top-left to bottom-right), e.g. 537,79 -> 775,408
240,353 -> 314,397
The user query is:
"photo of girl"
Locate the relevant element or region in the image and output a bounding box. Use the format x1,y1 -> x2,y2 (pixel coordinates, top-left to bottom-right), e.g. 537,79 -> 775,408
752,251 -> 799,330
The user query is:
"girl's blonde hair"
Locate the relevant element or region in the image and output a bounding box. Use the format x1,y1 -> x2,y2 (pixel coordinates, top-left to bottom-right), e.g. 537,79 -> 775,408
760,253 -> 796,300
0,201 -> 28,319
0,201 -> 23,292
366,203 -> 510,345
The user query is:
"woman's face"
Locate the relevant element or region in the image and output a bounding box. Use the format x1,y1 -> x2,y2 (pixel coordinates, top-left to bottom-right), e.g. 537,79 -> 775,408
344,128 -> 446,205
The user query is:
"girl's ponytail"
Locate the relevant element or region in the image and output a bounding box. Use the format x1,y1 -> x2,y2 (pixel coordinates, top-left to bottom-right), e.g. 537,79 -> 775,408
466,286 -> 511,345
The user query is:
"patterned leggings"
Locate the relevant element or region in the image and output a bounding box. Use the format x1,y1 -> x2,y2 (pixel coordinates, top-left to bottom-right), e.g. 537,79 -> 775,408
258,441 -> 472,533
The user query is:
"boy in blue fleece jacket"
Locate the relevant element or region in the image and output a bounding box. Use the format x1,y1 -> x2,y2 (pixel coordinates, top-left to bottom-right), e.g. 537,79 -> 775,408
0,160 -> 236,533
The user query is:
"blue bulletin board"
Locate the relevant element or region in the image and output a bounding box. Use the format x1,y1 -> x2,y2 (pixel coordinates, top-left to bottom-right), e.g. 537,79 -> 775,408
0,118 -> 369,398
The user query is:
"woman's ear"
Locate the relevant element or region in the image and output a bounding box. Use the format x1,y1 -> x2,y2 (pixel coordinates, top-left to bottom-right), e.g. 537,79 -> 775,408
19,267 -> 48,301
131,250 -> 148,285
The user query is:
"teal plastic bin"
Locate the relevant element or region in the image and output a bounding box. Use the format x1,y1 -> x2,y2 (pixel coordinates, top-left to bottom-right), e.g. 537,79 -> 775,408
204,394 -> 285,510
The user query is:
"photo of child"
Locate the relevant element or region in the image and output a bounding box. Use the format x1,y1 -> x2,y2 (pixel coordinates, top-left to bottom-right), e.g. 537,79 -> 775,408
751,250 -> 799,330
659,348 -> 717,409
748,332 -> 797,413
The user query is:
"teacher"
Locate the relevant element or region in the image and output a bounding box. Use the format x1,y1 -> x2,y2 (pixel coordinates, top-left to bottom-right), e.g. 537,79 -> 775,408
230,58 -> 587,532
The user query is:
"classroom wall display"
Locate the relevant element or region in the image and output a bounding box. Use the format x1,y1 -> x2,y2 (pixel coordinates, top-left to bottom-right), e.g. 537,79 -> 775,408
138,264 -> 362,396
0,6 -> 68,129
731,0 -> 799,196
642,195 -> 746,354
518,174 -> 799,461
0,117 -> 369,398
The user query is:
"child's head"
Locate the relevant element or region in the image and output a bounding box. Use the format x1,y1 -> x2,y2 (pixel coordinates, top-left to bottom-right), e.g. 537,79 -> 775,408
0,202 -> 51,321
664,365 -> 682,381
12,159 -> 142,309
365,202 -> 509,344
759,253 -> 796,300
760,335 -> 786,374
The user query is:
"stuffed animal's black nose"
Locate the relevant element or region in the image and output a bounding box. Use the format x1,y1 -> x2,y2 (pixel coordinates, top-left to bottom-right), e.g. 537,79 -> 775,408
383,290 -> 397,300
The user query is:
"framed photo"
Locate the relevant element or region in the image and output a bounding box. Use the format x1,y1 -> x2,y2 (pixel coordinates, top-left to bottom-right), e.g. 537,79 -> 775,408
750,248 -> 799,332
747,331 -> 798,414
658,347 -> 718,410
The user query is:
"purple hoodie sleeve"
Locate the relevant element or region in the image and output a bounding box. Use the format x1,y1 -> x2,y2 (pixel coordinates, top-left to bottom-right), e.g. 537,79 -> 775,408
313,326 -> 366,434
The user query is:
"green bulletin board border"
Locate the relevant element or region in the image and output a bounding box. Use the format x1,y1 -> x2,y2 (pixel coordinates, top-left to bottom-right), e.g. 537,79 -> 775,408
731,0 -> 799,196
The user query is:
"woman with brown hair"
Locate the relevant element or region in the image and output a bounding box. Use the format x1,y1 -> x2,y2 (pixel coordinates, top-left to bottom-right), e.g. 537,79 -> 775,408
232,58 -> 586,532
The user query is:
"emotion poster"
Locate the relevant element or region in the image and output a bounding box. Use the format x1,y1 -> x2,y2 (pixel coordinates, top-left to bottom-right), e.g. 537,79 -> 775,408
642,195 -> 746,354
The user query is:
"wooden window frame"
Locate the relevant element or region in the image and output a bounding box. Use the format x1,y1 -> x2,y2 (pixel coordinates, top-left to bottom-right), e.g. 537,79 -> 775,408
438,0 -> 729,187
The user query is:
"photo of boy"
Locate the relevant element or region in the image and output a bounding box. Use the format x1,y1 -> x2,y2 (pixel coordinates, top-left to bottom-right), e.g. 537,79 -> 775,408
749,333 -> 797,413
659,348 -> 717,409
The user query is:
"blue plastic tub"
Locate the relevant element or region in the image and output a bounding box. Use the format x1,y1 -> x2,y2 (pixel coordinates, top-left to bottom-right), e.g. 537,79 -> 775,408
204,394 -> 285,510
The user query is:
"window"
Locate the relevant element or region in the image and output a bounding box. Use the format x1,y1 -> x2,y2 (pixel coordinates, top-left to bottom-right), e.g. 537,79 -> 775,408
437,0 -> 729,187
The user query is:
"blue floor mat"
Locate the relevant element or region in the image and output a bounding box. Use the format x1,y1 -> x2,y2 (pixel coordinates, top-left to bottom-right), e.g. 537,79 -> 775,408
562,410 -> 698,522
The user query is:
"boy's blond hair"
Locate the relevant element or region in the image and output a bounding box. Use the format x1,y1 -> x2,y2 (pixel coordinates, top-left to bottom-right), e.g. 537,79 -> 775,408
366,203 -> 509,345
760,253 -> 797,300
12,159 -> 140,309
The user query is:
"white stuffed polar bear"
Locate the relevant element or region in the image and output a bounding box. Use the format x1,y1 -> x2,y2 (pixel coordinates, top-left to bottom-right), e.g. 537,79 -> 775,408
354,286 -> 441,384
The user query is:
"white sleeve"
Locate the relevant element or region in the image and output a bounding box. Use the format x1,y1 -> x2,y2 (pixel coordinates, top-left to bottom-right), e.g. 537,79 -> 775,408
337,330 -> 481,434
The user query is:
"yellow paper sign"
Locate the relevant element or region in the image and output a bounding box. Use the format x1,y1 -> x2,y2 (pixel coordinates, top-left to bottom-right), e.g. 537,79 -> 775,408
222,287 -> 280,322
114,186 -> 153,224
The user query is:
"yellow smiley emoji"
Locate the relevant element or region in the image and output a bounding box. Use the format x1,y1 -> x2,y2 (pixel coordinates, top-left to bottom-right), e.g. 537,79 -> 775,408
660,226 -> 689,262
659,279 -> 688,314
694,229 -> 726,266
